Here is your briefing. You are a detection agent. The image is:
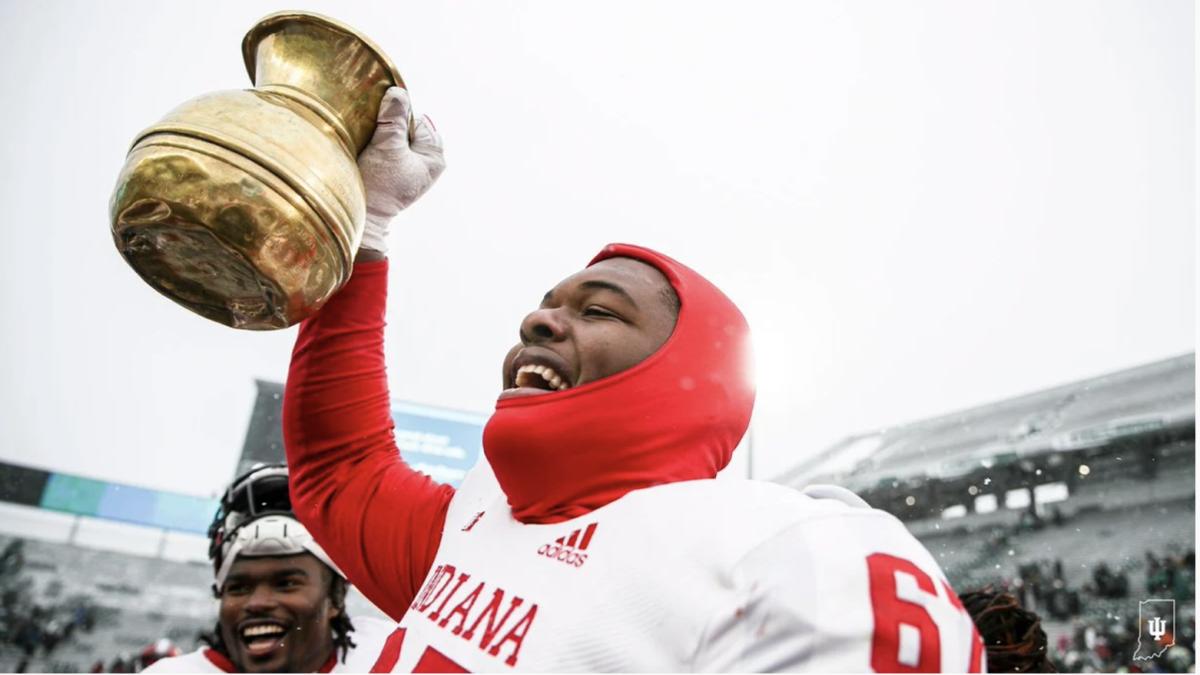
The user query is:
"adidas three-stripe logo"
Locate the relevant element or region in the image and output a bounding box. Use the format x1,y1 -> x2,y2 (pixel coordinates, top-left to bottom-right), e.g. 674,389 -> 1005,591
536,523 -> 597,568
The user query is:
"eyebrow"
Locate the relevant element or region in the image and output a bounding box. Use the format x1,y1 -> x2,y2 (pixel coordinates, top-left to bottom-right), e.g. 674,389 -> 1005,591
226,567 -> 309,583
543,280 -> 639,308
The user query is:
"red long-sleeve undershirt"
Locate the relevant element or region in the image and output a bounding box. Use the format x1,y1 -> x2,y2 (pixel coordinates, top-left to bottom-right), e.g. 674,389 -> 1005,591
282,259 -> 455,621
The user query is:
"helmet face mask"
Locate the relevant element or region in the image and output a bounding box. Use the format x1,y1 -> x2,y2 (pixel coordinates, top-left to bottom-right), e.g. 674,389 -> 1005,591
208,464 -> 342,590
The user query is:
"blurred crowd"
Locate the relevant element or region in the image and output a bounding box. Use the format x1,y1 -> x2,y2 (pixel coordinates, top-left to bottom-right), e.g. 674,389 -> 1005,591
983,543 -> 1196,673
87,639 -> 181,673
0,539 -> 99,673
1147,549 -> 1197,601
1051,605 -> 1196,673
941,500 -> 1196,674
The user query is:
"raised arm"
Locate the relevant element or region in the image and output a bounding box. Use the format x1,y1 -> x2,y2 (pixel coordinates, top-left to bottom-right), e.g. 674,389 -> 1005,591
284,255 -> 453,620
282,87 -> 448,620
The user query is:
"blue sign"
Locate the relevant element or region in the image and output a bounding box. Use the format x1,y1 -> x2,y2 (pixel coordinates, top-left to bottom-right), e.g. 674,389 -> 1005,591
391,401 -> 487,487
38,473 -> 218,534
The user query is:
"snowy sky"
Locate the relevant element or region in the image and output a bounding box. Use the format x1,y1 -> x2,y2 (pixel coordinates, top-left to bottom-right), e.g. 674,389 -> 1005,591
0,0 -> 1193,498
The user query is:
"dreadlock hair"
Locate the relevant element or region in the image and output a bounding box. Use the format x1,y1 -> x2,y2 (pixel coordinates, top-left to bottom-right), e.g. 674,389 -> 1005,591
327,574 -> 357,663
202,564 -> 357,664
961,587 -> 1055,673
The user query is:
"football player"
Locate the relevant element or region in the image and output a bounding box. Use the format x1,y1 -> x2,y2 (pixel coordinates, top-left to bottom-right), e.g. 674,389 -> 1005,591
281,87 -> 985,671
143,465 -> 396,673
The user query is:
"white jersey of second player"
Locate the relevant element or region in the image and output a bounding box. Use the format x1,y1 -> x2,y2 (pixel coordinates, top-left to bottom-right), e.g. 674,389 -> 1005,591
143,615 -> 397,673
377,466 -> 985,672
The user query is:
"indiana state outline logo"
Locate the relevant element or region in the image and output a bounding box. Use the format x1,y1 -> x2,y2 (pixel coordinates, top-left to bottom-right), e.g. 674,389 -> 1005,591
1133,598 -> 1176,662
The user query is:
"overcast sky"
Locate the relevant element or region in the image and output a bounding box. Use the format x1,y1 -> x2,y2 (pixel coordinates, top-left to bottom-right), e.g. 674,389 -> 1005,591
0,0 -> 1192,498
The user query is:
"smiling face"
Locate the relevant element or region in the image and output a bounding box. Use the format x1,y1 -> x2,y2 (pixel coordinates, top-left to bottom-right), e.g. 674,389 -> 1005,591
500,257 -> 679,400
217,553 -> 338,673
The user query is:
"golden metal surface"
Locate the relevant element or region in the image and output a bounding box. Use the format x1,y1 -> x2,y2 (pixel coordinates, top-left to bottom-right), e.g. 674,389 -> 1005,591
110,11 -> 402,329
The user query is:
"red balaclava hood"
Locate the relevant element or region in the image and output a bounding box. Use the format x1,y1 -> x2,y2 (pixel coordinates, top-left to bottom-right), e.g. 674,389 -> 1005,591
482,243 -> 756,524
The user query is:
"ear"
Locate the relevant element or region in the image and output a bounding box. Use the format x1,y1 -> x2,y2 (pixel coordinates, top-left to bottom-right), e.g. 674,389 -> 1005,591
327,575 -> 347,618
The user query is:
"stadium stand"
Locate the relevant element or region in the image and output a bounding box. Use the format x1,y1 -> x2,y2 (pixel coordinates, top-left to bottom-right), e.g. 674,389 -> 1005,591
0,533 -> 209,672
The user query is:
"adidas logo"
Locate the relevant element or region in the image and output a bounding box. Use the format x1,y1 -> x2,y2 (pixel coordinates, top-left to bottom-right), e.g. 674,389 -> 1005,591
536,522 -> 597,568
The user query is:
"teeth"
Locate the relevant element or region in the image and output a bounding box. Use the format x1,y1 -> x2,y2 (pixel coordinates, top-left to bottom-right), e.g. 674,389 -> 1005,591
515,364 -> 570,391
243,625 -> 285,639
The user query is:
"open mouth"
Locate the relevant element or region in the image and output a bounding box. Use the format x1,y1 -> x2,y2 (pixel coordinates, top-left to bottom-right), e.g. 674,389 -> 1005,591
501,356 -> 574,399
240,621 -> 288,658
514,364 -> 569,391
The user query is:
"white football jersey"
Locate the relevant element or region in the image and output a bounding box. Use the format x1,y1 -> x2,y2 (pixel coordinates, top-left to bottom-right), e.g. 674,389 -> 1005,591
378,466 -> 984,672
143,615 -> 397,673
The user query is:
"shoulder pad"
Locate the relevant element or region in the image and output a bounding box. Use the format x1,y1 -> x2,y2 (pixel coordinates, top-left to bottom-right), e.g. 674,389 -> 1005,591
800,483 -> 871,509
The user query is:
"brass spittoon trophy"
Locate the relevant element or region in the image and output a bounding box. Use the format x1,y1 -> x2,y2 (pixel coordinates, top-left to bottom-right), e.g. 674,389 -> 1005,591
109,11 -> 403,329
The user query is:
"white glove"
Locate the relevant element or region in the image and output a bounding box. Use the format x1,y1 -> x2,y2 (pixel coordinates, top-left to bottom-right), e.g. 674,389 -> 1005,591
357,87 -> 445,254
